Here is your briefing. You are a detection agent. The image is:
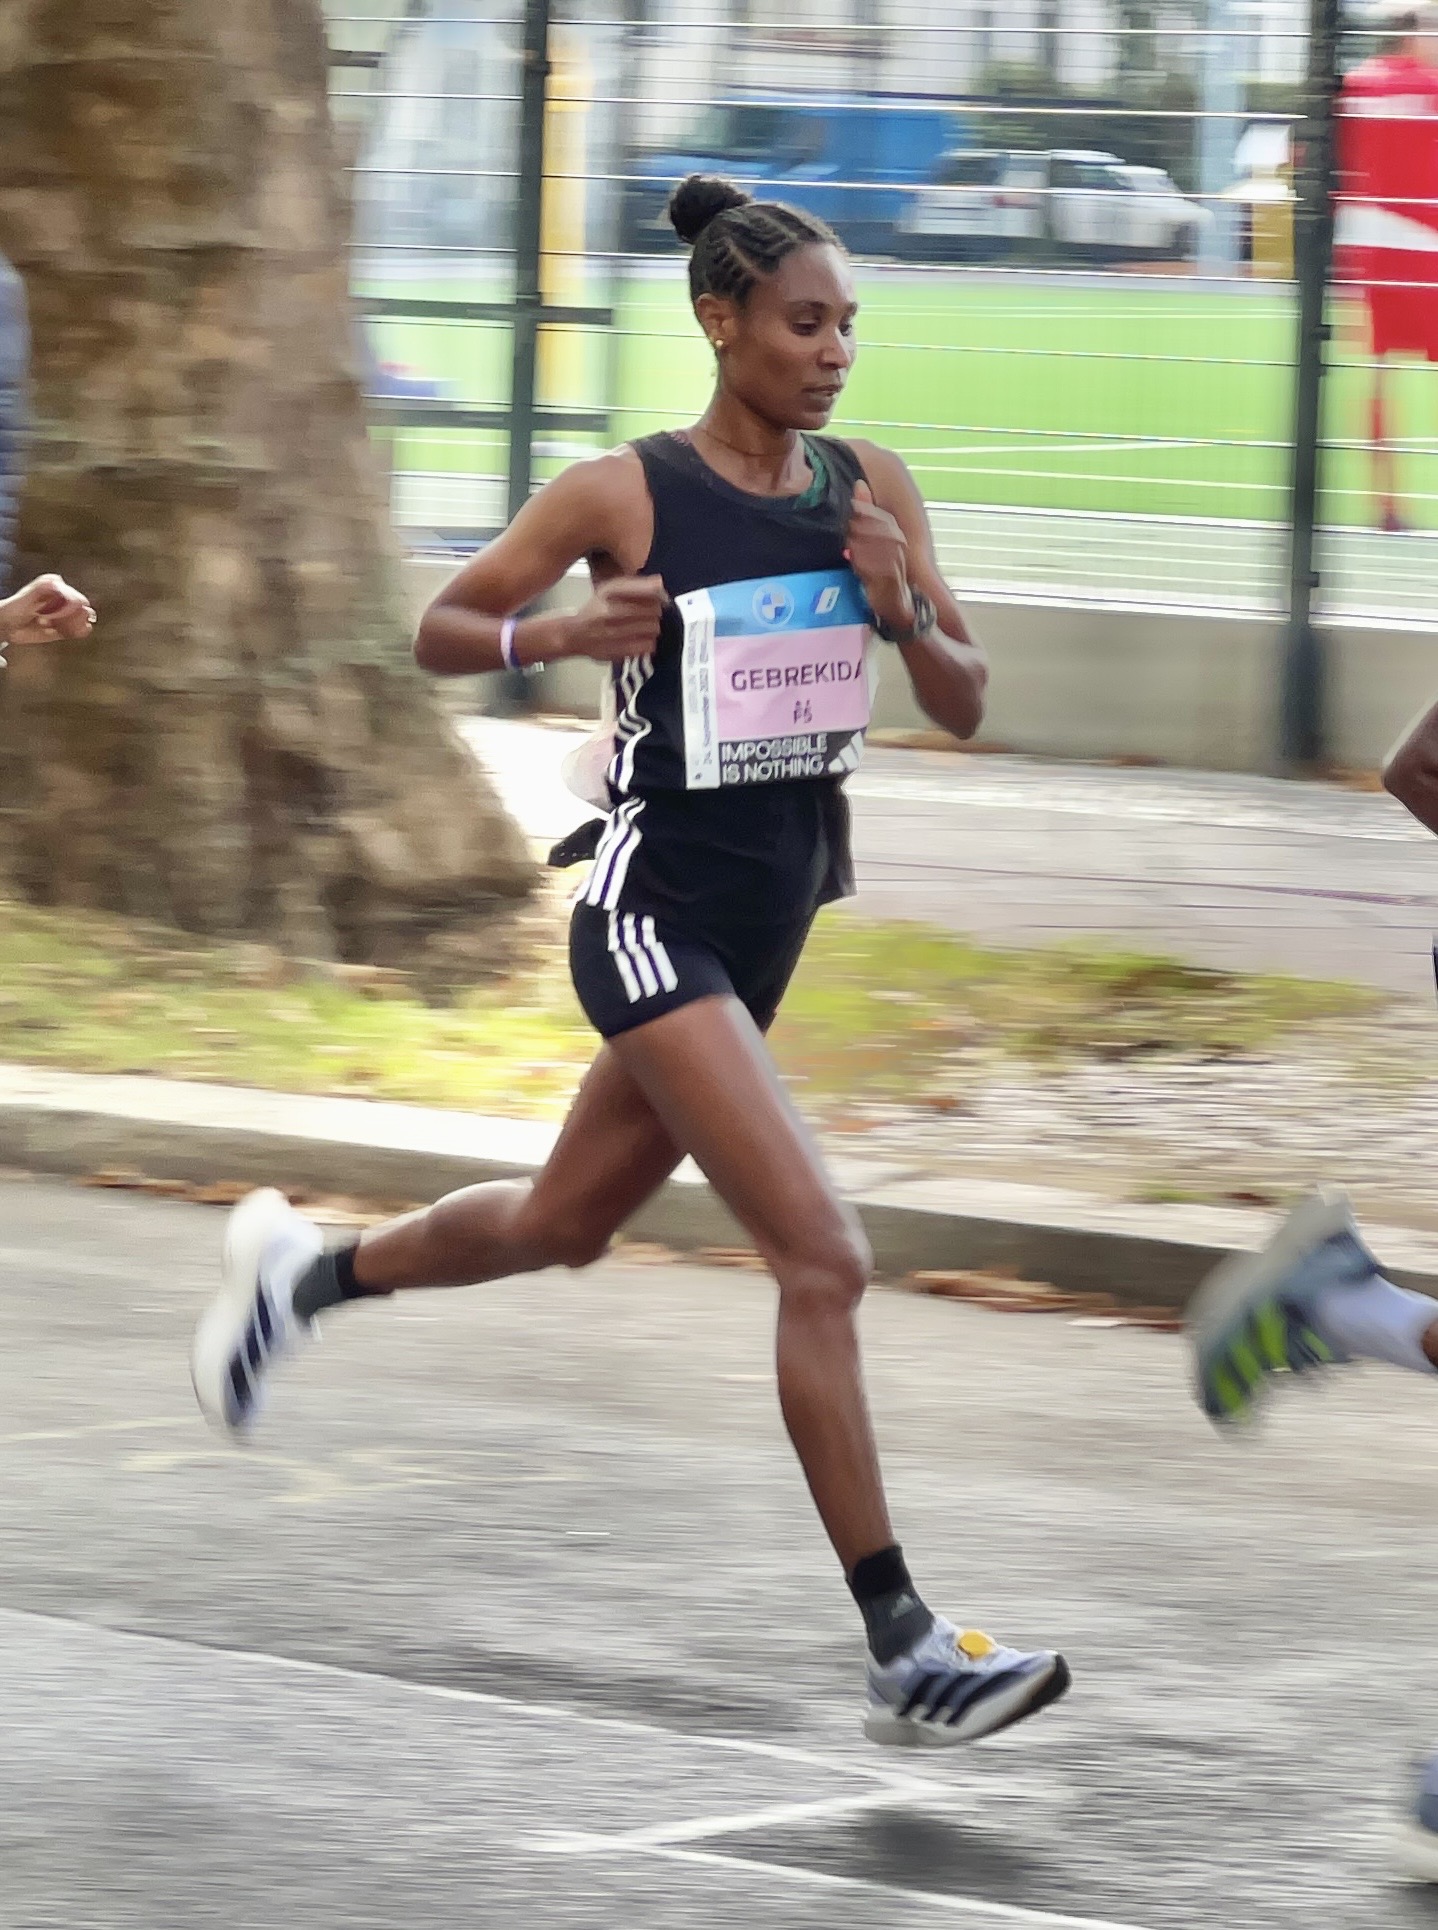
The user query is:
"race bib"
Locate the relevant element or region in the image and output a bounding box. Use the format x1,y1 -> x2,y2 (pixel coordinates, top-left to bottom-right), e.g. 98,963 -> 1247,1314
677,568 -> 875,789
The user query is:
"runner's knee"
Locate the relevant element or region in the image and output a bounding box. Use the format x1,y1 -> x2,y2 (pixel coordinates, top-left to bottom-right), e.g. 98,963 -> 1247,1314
548,1221 -> 617,1271
776,1218 -> 873,1316
509,1192 -> 616,1272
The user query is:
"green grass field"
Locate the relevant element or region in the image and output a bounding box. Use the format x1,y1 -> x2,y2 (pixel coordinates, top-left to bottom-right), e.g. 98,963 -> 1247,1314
364,269 -> 1438,530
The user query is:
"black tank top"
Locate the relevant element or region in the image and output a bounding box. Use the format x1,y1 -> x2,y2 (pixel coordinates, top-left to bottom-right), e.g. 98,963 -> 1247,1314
580,431 -> 873,929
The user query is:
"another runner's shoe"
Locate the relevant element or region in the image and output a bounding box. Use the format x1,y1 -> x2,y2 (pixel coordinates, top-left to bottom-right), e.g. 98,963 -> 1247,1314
1396,1753 -> 1438,1882
191,1188 -> 322,1438
864,1618 -> 1071,1748
1186,1187 -> 1365,1431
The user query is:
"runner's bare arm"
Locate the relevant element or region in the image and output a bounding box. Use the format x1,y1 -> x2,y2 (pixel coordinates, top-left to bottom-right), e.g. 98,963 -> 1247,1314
414,450 -> 662,675
1384,698 -> 1438,836
845,441 -> 988,741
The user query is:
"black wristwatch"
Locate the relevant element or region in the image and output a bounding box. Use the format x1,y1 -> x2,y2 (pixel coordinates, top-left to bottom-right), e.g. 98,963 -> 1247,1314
870,587 -> 936,646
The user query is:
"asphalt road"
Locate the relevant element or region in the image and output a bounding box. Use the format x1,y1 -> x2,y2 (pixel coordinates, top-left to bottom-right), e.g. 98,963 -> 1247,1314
5,1177 -> 1438,1928
464,718 -> 1438,996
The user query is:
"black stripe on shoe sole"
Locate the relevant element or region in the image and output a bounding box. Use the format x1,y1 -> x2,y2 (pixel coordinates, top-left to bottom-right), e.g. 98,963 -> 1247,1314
226,1352 -> 252,1422
226,1286 -> 281,1427
931,1660 -> 1041,1729
979,1654 -> 1072,1739
899,1672 -> 940,1720
899,1657 -> 1061,1731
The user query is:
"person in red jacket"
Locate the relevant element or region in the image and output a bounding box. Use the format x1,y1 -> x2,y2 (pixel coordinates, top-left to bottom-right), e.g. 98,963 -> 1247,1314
1336,4 -> 1438,531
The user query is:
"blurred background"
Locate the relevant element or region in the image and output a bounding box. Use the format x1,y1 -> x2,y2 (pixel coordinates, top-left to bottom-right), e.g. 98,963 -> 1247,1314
10,17 -> 1438,1926
329,0 -> 1382,627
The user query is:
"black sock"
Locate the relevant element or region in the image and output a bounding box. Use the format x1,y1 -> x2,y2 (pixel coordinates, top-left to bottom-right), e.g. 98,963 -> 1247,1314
848,1544 -> 935,1665
292,1241 -> 379,1324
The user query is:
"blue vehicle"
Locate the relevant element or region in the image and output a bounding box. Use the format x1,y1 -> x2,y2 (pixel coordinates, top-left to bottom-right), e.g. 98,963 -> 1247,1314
624,93 -> 966,256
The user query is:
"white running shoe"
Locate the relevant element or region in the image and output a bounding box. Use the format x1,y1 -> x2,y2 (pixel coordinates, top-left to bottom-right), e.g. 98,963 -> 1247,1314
191,1188 -> 323,1438
864,1617 -> 1071,1748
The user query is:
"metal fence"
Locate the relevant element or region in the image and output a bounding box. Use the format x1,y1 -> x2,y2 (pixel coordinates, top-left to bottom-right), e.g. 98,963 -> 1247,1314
324,1 -> 1438,753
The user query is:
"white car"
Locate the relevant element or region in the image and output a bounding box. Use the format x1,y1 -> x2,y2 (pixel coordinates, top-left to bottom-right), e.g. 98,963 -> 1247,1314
898,148 -> 1213,262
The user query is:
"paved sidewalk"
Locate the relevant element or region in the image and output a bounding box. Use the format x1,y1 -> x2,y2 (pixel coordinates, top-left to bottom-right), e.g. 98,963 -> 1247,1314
462,718 -> 1438,996
6,1058 -> 1436,1306
3,727 -> 1432,1303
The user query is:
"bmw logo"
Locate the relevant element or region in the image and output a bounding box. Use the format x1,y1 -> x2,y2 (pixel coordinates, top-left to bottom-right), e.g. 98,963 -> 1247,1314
753,584 -> 795,628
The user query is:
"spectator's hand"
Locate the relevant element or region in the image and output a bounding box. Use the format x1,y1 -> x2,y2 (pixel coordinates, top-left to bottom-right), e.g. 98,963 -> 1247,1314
0,574 -> 97,648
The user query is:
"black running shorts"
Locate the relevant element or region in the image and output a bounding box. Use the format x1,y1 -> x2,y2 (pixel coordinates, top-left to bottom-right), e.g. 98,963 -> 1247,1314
569,902 -> 813,1040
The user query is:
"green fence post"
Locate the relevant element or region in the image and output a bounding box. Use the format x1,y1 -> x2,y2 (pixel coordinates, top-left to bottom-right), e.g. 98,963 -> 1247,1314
508,0 -> 552,528
1281,0 -> 1342,771
497,0 -> 553,713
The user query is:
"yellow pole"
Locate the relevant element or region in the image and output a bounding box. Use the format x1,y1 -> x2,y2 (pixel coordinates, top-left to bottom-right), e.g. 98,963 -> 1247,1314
1249,164 -> 1296,281
539,29 -> 589,426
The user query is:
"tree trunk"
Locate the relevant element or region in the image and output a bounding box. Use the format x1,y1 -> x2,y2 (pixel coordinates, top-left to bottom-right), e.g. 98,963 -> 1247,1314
0,0 -> 538,973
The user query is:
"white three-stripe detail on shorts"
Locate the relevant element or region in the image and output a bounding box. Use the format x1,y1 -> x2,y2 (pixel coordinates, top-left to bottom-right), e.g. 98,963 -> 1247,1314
606,913 -> 642,1002
623,914 -> 660,997
607,912 -> 680,1004
640,916 -> 679,991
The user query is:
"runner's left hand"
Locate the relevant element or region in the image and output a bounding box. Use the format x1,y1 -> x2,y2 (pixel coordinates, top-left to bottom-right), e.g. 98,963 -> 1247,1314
844,481 -> 914,634
0,574 -> 97,647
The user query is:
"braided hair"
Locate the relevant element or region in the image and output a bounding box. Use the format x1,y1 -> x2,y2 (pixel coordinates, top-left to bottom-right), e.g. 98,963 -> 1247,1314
668,174 -> 841,308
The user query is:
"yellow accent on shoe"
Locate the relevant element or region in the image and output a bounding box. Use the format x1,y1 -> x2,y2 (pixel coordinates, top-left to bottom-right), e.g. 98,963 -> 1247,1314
1255,1303 -> 1289,1370
957,1629 -> 996,1661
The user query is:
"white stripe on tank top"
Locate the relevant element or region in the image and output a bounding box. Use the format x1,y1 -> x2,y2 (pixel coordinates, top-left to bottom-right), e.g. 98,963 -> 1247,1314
606,655 -> 655,798
584,796 -> 646,910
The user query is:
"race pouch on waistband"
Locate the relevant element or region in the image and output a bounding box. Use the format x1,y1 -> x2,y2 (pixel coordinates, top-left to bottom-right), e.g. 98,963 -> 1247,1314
677,567 -> 875,790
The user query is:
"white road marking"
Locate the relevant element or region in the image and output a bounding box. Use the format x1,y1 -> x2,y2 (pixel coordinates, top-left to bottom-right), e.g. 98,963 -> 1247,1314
0,1415 -> 193,1447
601,1841 -> 1155,1930
0,1604 -> 944,1794
119,1442 -> 473,1508
533,1780 -> 940,1854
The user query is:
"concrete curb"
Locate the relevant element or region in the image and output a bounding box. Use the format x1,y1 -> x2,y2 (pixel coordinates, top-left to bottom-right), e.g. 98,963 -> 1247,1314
3,1064 -> 1437,1308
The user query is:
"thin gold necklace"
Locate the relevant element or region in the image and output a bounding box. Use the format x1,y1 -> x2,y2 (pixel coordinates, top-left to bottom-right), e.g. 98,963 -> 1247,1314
693,423 -> 808,482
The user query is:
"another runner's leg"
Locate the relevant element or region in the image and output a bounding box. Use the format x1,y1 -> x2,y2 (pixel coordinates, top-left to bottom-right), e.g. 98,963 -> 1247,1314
191,1049 -> 683,1433
1372,357 -> 1405,533
1188,1186 -> 1438,1428
1188,1187 -> 1438,1879
607,993 -> 1069,1748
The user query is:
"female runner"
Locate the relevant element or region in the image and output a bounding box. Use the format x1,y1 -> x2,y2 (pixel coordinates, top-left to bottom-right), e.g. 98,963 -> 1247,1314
193,174 -> 1070,1747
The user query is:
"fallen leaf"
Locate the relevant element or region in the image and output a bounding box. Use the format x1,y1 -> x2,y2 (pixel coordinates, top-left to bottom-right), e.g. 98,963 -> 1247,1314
696,1246 -> 768,1272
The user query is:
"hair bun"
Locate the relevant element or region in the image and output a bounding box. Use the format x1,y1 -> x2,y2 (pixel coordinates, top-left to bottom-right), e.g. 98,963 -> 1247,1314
667,174 -> 753,247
